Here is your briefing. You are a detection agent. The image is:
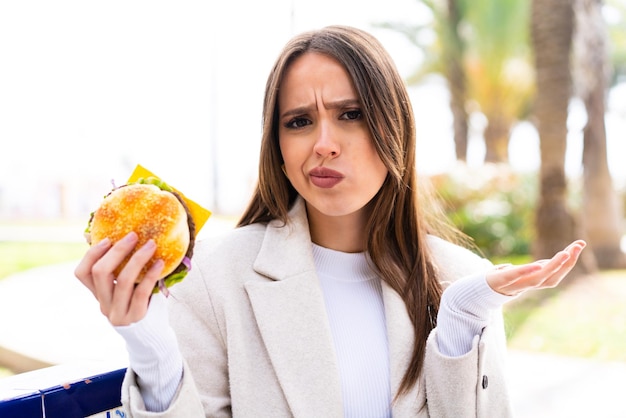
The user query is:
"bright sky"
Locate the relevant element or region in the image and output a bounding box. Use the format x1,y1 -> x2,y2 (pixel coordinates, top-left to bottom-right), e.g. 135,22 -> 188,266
0,0 -> 426,217
0,1 -> 624,218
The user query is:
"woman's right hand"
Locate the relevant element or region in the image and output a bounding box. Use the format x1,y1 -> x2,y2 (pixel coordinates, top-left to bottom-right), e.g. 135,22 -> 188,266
74,231 -> 164,326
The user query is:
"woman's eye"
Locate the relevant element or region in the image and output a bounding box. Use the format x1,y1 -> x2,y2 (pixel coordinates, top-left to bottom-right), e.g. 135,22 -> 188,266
341,109 -> 362,121
284,117 -> 311,129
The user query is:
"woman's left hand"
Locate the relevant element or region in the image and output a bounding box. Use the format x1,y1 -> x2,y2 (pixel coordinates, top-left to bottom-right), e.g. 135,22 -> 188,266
486,240 -> 587,296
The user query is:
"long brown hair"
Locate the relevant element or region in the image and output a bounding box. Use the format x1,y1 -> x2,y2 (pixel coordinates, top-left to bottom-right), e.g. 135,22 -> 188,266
238,25 -> 462,395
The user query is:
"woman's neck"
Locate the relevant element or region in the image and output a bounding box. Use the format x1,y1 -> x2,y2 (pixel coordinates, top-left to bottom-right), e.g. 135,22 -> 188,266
305,203 -> 368,253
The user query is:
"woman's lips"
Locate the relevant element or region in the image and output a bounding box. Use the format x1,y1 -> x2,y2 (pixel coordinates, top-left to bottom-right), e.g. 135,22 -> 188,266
309,167 -> 344,188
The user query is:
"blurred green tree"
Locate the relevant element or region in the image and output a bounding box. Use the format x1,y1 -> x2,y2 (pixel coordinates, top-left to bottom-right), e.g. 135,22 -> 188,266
376,1 -> 470,161
606,0 -> 626,84
432,165 -> 537,259
378,0 -> 535,163
378,0 -> 624,268
462,0 -> 534,163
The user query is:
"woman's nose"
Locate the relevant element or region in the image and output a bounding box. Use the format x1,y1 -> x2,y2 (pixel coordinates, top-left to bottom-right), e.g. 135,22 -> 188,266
313,121 -> 340,158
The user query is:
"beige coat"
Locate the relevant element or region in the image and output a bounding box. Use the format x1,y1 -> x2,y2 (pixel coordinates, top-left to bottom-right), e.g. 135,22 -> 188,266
122,198 -> 513,417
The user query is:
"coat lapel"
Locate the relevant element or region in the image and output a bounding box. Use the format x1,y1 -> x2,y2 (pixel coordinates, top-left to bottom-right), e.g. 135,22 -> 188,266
244,199 -> 343,417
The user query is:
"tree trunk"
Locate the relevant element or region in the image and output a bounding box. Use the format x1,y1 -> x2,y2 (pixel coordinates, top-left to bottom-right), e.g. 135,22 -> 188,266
574,0 -> 626,268
483,110 -> 511,163
531,0 -> 595,274
444,0 -> 469,161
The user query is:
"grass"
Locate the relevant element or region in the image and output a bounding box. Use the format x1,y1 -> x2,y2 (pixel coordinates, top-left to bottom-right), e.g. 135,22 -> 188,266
0,241 -> 88,280
504,269 -> 626,362
0,241 -> 88,378
0,366 -> 13,378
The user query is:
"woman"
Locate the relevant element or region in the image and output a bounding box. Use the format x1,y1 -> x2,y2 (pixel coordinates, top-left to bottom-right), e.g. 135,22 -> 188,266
75,26 -> 585,417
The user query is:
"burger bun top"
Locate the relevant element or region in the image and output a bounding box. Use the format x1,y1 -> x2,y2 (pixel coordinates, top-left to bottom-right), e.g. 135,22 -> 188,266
89,183 -> 191,282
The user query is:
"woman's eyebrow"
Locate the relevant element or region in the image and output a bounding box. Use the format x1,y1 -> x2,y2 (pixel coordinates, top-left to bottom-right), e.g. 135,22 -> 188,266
323,98 -> 360,110
280,105 -> 314,120
280,99 -> 360,119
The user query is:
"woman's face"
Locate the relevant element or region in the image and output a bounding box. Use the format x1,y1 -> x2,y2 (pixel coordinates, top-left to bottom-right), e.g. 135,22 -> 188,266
278,52 -> 388,221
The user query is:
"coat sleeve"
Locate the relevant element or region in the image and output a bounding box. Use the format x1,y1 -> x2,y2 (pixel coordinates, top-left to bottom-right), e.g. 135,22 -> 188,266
120,251 -> 232,418
424,235 -> 513,417
121,360 -> 206,418
423,307 -> 513,418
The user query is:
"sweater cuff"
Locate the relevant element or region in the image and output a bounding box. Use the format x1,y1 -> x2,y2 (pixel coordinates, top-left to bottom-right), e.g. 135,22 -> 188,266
437,272 -> 515,357
115,293 -> 184,412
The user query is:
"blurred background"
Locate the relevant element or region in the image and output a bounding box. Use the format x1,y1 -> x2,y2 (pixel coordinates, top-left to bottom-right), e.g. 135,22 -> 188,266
1,0 -> 624,220
1,0 -> 625,416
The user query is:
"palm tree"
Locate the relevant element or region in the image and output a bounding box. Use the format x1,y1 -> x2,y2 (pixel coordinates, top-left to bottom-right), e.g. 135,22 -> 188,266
531,0 -> 595,274
573,0 -> 626,268
441,0 -> 469,161
379,0 -> 534,164
606,0 -> 626,84
463,0 -> 535,163
376,0 -> 470,161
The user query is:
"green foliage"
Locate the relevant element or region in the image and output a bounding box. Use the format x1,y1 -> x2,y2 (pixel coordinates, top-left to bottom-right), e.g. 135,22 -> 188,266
378,0 -> 536,164
0,241 -> 88,377
606,0 -> 626,85
0,242 -> 87,280
463,0 -> 530,64
431,163 -> 537,259
505,270 -> 626,361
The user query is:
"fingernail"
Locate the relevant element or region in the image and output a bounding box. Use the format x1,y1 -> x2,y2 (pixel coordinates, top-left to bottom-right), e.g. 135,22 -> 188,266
96,237 -> 111,248
151,259 -> 164,273
122,232 -> 138,243
142,239 -> 156,250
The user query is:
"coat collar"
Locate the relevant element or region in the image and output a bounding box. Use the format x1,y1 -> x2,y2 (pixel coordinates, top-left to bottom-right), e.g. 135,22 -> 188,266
244,197 -> 421,415
252,197 -> 314,281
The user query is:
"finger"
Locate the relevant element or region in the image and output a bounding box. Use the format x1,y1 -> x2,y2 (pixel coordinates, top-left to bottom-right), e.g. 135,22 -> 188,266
92,232 -> 139,315
567,241 -> 587,263
504,251 -> 571,291
538,241 -> 586,288
127,259 -> 164,323
487,263 -> 543,295
499,243 -> 583,293
74,238 -> 112,295
488,240 -> 587,296
108,239 -> 159,325
566,239 -> 587,252
493,263 -> 513,270
535,240 -> 585,280
488,247 -> 571,293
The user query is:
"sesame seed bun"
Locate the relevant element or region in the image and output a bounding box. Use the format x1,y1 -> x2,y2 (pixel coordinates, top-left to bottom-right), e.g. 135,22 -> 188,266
89,183 -> 194,284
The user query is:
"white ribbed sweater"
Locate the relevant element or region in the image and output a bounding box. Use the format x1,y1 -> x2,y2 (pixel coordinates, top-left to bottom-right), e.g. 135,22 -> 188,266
313,244 -> 392,418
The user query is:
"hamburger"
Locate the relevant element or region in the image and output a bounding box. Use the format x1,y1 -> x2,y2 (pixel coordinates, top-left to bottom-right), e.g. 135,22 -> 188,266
85,177 -> 196,293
